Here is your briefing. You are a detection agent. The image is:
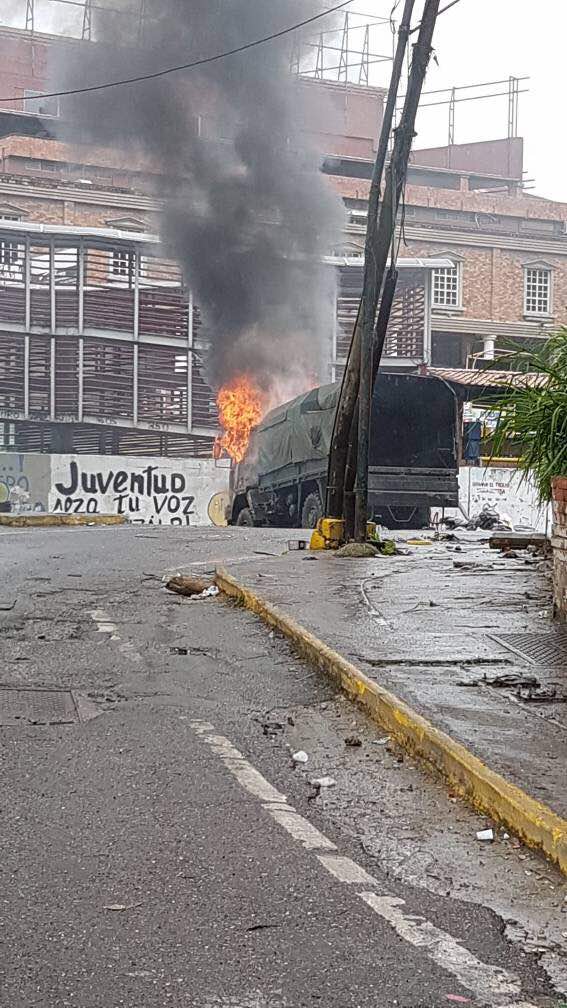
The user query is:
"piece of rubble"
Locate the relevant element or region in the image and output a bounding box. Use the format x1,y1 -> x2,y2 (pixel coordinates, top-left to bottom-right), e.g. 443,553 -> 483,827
311,776 -> 336,788
476,828 -> 494,842
292,750 -> 308,764
262,721 -> 284,737
166,575 -> 214,597
336,542 -> 378,559
345,735 -> 362,747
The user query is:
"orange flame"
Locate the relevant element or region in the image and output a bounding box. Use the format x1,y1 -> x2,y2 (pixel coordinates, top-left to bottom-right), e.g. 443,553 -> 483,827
214,375 -> 264,463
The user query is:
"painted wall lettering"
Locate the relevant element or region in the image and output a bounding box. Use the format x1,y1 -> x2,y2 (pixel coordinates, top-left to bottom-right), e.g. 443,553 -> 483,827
48,454 -> 229,526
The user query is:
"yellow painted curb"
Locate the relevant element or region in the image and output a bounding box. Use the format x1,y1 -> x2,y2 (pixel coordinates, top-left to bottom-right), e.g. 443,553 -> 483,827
0,513 -> 126,528
216,566 -> 567,875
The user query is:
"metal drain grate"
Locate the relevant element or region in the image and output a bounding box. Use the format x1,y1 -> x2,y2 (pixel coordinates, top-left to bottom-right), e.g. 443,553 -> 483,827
0,687 -> 78,726
490,631 -> 567,666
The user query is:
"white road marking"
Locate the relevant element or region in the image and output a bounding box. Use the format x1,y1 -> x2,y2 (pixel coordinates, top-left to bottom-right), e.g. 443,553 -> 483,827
359,892 -> 523,1004
267,807 -> 336,851
191,722 -> 541,1008
200,732 -> 287,803
192,723 -> 334,849
317,854 -> 378,885
223,759 -> 287,804
91,608 -> 120,640
90,609 -> 142,664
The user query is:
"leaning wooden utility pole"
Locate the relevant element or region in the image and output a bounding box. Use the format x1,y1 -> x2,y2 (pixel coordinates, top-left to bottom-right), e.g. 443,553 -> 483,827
353,0 -> 441,541
325,0 -> 441,541
342,0 -> 415,540
325,0 -> 415,524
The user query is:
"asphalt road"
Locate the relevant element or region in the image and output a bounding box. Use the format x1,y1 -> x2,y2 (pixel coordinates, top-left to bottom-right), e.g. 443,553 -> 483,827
0,525 -> 564,1008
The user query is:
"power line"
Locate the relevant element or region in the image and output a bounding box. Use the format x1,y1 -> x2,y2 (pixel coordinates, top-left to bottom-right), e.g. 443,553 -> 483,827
0,0 -> 353,104
409,0 -> 461,33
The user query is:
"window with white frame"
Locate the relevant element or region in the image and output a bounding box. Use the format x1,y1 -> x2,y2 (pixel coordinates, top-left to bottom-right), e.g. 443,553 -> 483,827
524,266 -> 551,315
111,249 -> 132,278
0,240 -> 19,267
24,90 -> 60,118
432,263 -> 460,308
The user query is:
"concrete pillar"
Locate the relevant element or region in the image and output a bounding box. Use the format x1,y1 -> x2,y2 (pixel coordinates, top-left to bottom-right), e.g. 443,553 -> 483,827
483,335 -> 496,360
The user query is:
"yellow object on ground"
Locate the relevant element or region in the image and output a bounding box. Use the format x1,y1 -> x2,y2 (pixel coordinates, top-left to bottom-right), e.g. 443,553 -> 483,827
0,513 -> 126,528
310,518 -> 378,551
310,517 -> 345,550
215,566 -> 567,876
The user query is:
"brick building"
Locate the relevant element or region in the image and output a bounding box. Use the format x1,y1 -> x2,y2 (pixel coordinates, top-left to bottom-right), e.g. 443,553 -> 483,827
0,23 -> 565,455
332,157 -> 567,367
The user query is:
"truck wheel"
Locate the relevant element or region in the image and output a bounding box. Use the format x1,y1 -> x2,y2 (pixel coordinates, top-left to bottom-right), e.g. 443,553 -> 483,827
236,507 -> 255,527
301,492 -> 322,529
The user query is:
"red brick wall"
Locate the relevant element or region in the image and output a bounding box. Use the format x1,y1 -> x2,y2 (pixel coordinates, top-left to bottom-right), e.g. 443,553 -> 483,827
0,28 -> 50,113
552,477 -> 567,620
0,189 -> 156,230
392,238 -> 567,327
330,175 -> 567,223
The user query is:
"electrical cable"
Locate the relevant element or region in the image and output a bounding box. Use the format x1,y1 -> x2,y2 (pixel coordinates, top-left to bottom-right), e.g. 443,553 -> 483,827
0,0 -> 353,104
409,0 -> 462,33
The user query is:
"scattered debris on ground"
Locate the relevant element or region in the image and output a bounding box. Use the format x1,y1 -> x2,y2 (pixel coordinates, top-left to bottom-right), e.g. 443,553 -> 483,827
311,776 -> 336,789
476,828 -> 494,842
261,720 -> 284,737
166,575 -> 219,599
336,542 -> 378,559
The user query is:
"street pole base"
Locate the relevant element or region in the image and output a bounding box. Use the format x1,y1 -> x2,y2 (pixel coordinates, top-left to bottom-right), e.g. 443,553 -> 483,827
309,518 -> 378,551
309,517 -> 345,550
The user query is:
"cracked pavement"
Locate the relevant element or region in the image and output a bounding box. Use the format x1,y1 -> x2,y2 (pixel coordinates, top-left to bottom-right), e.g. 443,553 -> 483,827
0,525 -> 565,1007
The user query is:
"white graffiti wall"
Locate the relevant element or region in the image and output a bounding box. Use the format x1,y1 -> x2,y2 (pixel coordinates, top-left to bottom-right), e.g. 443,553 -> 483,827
458,466 -> 551,533
0,453 -> 231,526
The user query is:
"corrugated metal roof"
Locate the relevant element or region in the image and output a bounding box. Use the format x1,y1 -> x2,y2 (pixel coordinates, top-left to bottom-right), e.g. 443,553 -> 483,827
427,367 -> 548,389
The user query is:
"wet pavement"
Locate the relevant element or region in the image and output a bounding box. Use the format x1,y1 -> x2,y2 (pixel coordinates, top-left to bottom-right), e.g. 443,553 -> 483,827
223,531 -> 567,821
0,524 -> 566,1006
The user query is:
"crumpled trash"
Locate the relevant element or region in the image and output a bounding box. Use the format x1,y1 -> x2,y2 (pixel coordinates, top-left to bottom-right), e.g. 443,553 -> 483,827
476,828 -> 494,841
311,776 -> 336,788
199,585 -> 219,598
466,505 -> 512,532
292,750 -> 308,764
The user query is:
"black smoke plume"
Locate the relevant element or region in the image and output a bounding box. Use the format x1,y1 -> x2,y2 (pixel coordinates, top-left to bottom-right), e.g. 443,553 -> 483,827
52,1 -> 344,395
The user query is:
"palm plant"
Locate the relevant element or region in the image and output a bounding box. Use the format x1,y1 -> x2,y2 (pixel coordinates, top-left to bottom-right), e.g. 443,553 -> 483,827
486,329 -> 567,503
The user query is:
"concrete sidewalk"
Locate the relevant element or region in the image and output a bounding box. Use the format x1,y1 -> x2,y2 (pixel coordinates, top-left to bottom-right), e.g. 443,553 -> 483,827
218,532 -> 567,869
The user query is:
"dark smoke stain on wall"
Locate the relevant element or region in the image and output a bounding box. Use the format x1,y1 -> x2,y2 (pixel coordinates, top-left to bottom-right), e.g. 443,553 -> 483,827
52,1 -> 344,394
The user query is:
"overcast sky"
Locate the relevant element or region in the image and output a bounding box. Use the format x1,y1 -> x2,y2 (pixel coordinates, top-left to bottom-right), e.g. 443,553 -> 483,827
0,0 -> 565,202
350,0 -> 567,203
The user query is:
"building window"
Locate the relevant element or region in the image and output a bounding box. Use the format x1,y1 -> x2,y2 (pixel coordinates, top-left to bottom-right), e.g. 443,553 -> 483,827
23,90 -> 60,118
432,264 -> 460,308
524,266 -> 551,316
0,240 -> 19,266
111,250 -> 132,278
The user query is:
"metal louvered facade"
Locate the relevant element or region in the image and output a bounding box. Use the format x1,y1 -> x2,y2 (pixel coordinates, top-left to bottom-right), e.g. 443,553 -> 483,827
0,223 -> 216,449
0,224 -> 444,455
